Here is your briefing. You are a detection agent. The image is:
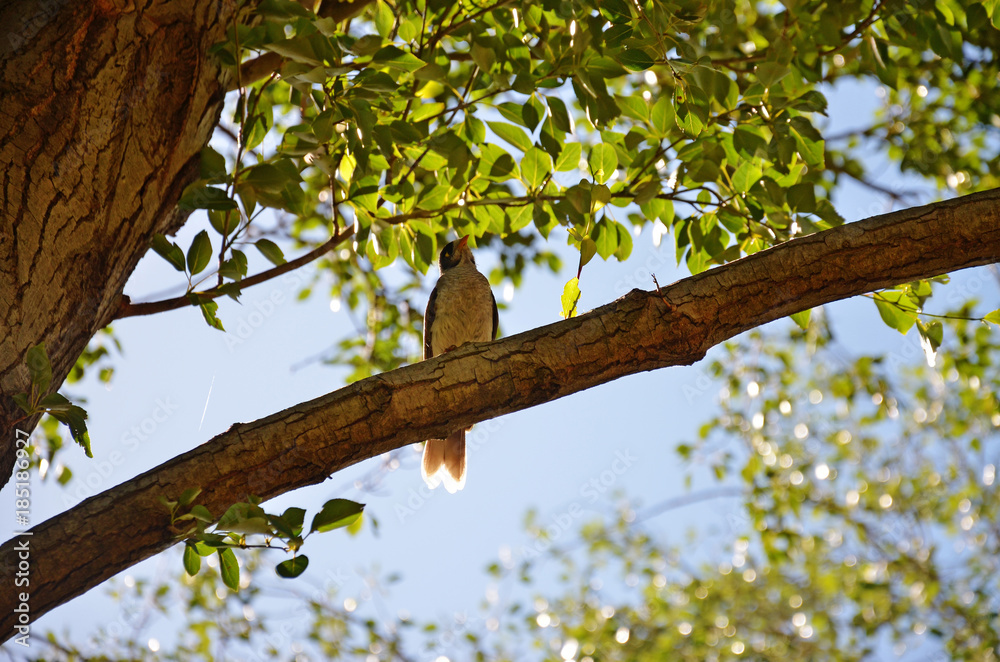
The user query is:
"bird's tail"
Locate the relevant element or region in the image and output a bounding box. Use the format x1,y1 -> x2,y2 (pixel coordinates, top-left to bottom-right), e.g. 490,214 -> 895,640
421,430 -> 467,493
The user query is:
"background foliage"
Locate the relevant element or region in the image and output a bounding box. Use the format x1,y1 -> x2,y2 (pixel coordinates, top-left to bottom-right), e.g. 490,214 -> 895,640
28,310 -> 1000,660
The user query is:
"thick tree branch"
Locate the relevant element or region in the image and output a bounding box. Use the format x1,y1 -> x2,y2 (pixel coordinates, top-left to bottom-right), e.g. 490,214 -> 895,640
2,188 -> 1000,638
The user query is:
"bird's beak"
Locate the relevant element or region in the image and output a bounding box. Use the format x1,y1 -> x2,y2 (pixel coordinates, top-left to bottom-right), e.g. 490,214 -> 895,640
457,235 -> 470,250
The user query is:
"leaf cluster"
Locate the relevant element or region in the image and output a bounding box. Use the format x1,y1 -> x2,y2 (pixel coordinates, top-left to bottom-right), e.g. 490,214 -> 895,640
162,489 -> 365,590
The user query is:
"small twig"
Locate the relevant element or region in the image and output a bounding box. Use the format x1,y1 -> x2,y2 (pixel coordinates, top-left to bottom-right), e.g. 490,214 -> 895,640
651,274 -> 674,311
865,292 -> 987,323
818,0 -> 884,57
117,229 -> 354,319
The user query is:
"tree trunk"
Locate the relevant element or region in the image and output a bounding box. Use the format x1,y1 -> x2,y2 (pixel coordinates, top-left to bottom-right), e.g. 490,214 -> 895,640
1,187 -> 998,639
0,0 -> 239,485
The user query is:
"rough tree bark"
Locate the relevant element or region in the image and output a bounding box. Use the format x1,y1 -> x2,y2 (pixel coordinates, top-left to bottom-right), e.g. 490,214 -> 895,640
1,187 -> 999,639
0,0 -> 241,487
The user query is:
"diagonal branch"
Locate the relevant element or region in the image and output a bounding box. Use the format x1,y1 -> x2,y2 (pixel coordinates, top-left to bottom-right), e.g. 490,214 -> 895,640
2,188 -> 1000,638
116,228 -> 354,319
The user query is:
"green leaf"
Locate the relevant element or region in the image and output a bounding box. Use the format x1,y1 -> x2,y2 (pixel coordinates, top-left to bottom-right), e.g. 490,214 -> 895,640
26,343 -> 52,395
916,319 -> 943,348
470,42 -> 496,74
44,396 -> 91,457
579,237 -> 597,269
346,512 -> 364,536
219,250 -> 248,281
218,548 -> 240,591
733,126 -> 768,159
873,291 -> 918,334
614,221 -> 633,261
547,97 -> 572,133
265,35 -> 321,64
189,505 -> 214,522
564,183 -> 591,215
686,246 -> 708,274
179,488 -> 202,507
257,0 -> 313,19
279,507 -> 306,536
498,101 -> 540,130
791,90 -> 829,114
276,556 -> 310,578
988,0 -> 1000,28
506,205 -> 533,233
916,319 -> 943,366
243,163 -> 289,194
731,161 -> 762,193
554,142 -> 582,172
589,143 -> 618,185
151,234 -> 187,271
592,218 -> 619,260
255,238 -> 286,265
789,117 -> 825,167
686,159 -> 719,183
208,210 -> 238,237
478,144 -> 518,181
374,0 -> 394,38
521,147 -> 552,189
561,277 -> 581,319
755,61 -> 790,87
616,94 -> 649,122
199,299 -> 225,332
591,184 -> 611,211
586,56 -> 627,80
199,146 -> 227,181
310,499 -> 365,533
598,0 -> 631,22
12,393 -> 30,414
186,230 -> 213,275
178,185 -> 238,212
398,16 -> 419,41
984,309 -> 1000,326
790,309 -> 811,329
372,46 -> 426,73
183,544 -> 201,576
786,184 -> 815,214
650,97 -> 674,137
463,115 -> 486,144
217,502 -> 271,535
617,48 -> 655,71
487,121 -> 533,153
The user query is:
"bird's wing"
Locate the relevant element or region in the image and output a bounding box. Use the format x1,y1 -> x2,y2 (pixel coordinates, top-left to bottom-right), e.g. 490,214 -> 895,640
424,283 -> 440,360
491,287 -> 499,340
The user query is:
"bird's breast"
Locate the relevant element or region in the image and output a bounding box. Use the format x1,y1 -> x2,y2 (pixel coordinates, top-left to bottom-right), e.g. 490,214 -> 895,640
429,267 -> 494,357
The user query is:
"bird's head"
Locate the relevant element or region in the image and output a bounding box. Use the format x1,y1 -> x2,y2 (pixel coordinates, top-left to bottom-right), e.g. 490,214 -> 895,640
438,235 -> 475,272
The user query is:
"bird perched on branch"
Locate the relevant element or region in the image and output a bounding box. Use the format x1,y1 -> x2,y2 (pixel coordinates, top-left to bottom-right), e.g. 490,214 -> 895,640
421,236 -> 498,493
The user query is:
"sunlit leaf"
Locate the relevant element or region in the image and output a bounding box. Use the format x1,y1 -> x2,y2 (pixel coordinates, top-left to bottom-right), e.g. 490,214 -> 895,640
589,143 -> 618,185
310,499 -> 365,533
186,230 -> 213,275
255,238 -> 286,265
560,277 -> 581,319
521,147 -> 552,189
218,548 -> 239,591
275,556 -> 309,578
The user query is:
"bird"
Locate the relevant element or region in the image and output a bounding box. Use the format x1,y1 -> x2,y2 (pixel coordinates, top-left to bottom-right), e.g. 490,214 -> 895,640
421,235 -> 498,493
